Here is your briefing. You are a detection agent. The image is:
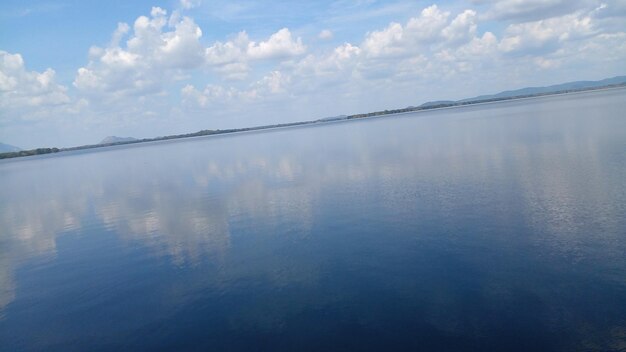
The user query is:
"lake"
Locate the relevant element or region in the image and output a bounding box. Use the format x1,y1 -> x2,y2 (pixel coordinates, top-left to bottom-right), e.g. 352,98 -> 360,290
1,88 -> 625,351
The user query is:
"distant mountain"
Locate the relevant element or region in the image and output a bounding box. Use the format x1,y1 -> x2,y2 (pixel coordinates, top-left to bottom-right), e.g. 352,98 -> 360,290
0,143 -> 21,153
420,100 -> 455,108
99,136 -> 138,144
461,75 -> 626,102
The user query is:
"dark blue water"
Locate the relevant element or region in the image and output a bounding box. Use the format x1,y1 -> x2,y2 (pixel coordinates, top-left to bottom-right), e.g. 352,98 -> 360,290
1,89 -> 625,351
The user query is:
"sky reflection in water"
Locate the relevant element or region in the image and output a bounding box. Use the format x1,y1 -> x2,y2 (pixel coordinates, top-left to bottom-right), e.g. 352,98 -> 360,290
1,89 -> 625,351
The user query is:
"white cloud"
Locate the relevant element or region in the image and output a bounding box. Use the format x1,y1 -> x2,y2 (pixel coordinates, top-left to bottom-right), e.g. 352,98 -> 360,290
110,22 -> 130,47
361,5 -> 478,58
481,0 -> 592,22
333,43 -> 362,61
247,28 -> 306,59
254,70 -> 290,94
318,29 -> 334,40
181,69 -> 292,108
442,10 -> 477,45
180,0 -> 201,10
499,12 -> 595,55
404,5 -> 451,43
362,22 -> 405,58
205,32 -> 249,65
204,28 -> 306,79
74,7 -> 205,99
287,43 -> 362,90
0,51 -> 70,115
182,84 -> 230,107
205,28 -> 306,64
161,17 -> 205,68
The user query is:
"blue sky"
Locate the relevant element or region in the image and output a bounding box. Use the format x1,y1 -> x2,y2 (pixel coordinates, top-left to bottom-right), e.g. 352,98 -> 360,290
1,0 -> 625,148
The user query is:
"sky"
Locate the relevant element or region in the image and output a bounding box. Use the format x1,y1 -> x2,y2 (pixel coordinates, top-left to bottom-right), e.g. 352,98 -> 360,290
1,0 -> 625,149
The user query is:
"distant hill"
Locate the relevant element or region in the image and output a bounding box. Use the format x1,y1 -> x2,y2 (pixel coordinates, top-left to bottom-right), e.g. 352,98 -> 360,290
420,100 -> 455,108
461,75 -> 626,102
99,136 -> 137,144
0,143 -> 21,153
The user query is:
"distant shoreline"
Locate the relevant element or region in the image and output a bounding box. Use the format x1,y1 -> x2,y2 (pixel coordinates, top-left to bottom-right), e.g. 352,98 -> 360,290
2,83 -> 625,160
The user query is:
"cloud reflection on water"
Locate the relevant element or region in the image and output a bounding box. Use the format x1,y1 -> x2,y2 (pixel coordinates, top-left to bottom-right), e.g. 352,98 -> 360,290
0,90 -> 625,349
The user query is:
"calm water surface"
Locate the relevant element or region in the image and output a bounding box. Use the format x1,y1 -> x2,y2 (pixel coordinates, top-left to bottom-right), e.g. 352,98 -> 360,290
1,89 -> 626,351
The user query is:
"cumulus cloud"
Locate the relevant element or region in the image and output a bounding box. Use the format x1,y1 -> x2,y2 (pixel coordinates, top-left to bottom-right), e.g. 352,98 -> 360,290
181,70 -> 292,108
404,5 -> 450,43
205,32 -> 250,66
182,84 -> 239,107
74,7 -> 205,99
247,28 -> 306,59
362,22 -> 405,58
499,12 -> 595,55
0,51 -> 70,119
286,43 -> 362,91
442,10 -> 477,45
204,28 -> 306,79
361,5 -> 478,58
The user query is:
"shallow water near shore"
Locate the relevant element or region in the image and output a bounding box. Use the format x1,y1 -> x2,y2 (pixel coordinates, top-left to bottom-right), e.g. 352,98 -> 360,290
1,88 -> 626,351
